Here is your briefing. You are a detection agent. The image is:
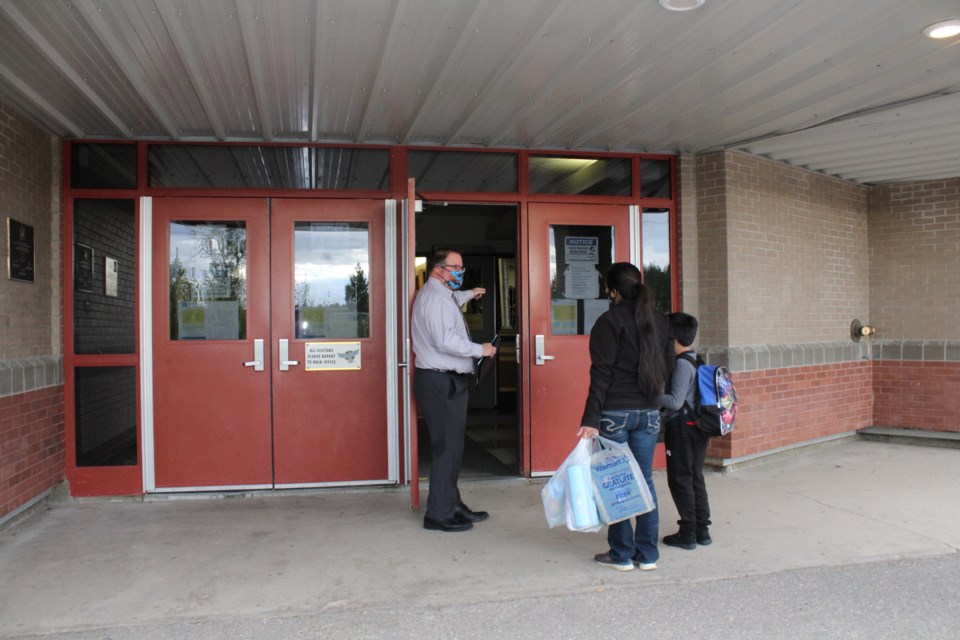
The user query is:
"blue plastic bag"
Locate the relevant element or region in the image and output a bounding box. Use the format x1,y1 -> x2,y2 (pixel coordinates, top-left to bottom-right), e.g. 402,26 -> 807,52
590,436 -> 655,524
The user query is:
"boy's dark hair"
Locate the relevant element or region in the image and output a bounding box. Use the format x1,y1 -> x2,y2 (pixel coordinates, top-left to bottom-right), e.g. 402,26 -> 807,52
668,312 -> 699,347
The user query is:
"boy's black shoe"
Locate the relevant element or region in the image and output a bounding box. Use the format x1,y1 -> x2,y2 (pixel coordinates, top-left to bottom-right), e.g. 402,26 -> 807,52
663,532 -> 697,550
696,529 -> 713,546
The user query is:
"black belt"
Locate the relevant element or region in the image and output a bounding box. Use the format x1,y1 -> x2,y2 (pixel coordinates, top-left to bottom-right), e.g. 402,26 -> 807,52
425,369 -> 470,377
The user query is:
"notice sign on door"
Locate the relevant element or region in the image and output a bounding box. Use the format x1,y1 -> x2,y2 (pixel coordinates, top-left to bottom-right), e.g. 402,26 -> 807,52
305,341 -> 362,371
563,236 -> 600,300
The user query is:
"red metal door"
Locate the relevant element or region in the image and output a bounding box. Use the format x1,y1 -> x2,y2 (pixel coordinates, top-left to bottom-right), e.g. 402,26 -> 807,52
527,203 -> 631,474
152,197 -> 392,489
270,199 -> 389,485
152,198 -> 273,489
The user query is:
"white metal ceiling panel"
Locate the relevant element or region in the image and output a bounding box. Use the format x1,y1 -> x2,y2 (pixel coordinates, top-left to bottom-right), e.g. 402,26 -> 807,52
397,0 -> 558,145
309,0 -> 395,140
346,0 -> 483,143
154,0 -> 259,139
73,0 -> 210,138
0,0 -> 958,183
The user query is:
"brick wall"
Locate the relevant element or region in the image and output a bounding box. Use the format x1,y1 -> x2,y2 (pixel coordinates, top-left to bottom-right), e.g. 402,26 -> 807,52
0,102 -> 58,360
0,387 -> 64,516
0,99 -> 63,520
694,152 -> 729,345
714,362 -> 874,461
866,179 -> 960,433
688,152 -> 875,461
873,360 -> 960,433
688,152 -> 958,464
724,151 -> 869,346
868,179 -> 960,340
678,153 -> 699,316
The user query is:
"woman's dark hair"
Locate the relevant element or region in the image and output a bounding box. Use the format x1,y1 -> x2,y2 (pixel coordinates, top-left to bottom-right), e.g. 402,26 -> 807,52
605,262 -> 669,398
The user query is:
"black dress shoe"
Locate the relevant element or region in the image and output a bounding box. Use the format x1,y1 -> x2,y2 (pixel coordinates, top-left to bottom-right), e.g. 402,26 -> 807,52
454,506 -> 489,523
423,516 -> 473,532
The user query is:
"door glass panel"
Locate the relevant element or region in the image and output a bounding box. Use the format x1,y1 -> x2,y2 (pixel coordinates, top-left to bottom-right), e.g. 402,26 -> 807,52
642,208 -> 672,312
640,159 -> 671,198
148,145 -> 390,190
529,156 -> 631,196
71,143 -> 137,189
168,221 -> 247,340
294,221 -> 370,339
74,199 -> 136,354
75,366 -> 137,467
548,225 -> 614,335
409,150 -> 518,192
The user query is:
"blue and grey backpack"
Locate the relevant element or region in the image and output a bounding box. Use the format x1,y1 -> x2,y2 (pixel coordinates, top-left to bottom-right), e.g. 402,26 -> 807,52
677,353 -> 738,437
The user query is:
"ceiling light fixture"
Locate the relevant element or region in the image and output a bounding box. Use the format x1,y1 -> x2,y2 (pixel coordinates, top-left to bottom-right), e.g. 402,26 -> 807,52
658,0 -> 707,11
922,19 -> 960,39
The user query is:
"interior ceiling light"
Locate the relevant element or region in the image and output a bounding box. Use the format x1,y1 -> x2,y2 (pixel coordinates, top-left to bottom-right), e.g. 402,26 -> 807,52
922,19 -> 960,39
658,0 -> 707,11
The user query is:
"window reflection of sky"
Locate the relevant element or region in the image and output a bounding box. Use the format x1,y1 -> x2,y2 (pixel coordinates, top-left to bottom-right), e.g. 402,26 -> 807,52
295,223 -> 369,306
642,209 -> 670,268
169,222 -> 369,307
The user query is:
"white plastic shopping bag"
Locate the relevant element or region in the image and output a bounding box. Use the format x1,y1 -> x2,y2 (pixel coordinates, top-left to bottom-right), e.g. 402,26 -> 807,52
541,439 -> 602,532
589,436 -> 655,524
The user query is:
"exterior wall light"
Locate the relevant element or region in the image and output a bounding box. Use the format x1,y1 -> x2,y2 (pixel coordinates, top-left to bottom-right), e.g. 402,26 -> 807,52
922,19 -> 960,39
658,0 -> 707,11
850,319 -> 876,343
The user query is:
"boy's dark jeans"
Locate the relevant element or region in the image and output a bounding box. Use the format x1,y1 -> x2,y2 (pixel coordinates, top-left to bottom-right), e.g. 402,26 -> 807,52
664,411 -> 712,535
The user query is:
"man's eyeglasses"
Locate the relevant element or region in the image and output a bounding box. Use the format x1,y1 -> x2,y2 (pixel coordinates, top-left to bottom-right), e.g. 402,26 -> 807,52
438,263 -> 463,271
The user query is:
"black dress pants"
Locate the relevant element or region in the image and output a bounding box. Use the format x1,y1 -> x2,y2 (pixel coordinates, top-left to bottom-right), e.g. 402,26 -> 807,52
664,412 -> 712,534
415,369 -> 468,520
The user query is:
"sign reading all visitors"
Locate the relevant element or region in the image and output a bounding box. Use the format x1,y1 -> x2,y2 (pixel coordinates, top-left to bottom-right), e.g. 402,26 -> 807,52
304,342 -> 362,371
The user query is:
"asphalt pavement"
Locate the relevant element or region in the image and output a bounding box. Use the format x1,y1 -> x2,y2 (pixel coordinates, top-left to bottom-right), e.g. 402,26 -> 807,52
1,438 -> 958,639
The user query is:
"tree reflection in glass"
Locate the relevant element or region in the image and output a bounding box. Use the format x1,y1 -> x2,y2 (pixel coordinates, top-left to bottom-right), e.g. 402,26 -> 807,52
169,221 -> 247,340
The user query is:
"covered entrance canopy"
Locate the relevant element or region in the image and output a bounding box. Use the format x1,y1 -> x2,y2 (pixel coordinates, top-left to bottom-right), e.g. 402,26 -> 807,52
0,0 -> 958,184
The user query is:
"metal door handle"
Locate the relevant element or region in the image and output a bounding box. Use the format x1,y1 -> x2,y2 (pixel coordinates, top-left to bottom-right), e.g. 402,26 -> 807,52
243,338 -> 264,371
535,334 -> 555,365
279,338 -> 300,371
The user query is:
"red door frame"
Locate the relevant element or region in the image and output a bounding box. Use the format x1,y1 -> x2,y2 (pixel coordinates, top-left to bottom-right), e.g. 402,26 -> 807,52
62,142 -> 678,496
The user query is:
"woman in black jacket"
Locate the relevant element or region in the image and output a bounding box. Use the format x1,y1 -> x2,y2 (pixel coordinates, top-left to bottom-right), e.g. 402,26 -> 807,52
578,262 -> 672,571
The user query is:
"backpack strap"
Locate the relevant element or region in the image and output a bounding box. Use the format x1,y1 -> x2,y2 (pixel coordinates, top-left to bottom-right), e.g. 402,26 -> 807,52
676,352 -> 698,368
675,352 -> 700,414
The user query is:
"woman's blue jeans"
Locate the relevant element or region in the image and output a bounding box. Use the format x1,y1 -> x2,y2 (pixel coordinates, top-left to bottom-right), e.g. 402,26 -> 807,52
598,408 -> 660,565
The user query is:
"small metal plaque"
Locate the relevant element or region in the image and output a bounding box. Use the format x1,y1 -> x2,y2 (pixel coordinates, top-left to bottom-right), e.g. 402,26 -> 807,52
105,256 -> 118,297
7,217 -> 35,282
75,243 -> 94,292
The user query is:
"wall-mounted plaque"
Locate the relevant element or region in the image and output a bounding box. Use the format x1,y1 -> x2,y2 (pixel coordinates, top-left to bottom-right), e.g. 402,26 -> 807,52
105,256 -> 118,297
7,217 -> 35,282
75,243 -> 94,292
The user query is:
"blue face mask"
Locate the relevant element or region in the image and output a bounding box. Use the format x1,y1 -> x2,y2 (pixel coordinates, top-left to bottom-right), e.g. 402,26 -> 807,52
445,269 -> 465,290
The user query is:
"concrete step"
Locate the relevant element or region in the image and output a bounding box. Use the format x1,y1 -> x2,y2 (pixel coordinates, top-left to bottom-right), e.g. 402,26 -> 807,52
858,427 -> 960,449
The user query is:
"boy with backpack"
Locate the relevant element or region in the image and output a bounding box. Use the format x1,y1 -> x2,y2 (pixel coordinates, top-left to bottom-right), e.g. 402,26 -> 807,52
659,312 -> 713,549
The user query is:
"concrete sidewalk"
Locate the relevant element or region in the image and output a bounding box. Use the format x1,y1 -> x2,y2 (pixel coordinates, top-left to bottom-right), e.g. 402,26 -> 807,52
1,439 -> 958,638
